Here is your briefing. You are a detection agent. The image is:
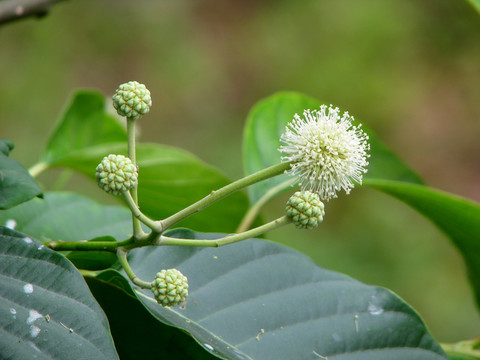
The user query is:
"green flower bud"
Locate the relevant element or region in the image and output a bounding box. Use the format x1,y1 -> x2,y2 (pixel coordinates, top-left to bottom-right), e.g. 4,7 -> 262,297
151,269 -> 189,307
286,191 -> 325,230
95,154 -> 138,195
112,81 -> 152,120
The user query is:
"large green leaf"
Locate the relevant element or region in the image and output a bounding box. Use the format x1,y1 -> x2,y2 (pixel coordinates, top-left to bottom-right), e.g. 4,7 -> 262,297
0,191 -> 132,270
0,191 -> 132,242
468,0 -> 480,14
86,272 -> 218,360
41,91 -> 127,165
0,226 -> 118,359
97,229 -> 446,360
242,92 -> 422,204
50,143 -> 250,233
0,139 -> 42,209
365,179 -> 480,307
36,90 -> 248,232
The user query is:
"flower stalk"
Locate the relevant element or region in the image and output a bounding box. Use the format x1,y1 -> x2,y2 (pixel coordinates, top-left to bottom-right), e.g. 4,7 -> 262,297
156,216 -> 291,247
117,248 -> 152,289
157,161 -> 292,231
122,189 -> 160,232
127,117 -> 145,239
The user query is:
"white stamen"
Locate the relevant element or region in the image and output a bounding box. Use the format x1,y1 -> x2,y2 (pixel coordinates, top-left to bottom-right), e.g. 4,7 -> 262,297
279,105 -> 370,200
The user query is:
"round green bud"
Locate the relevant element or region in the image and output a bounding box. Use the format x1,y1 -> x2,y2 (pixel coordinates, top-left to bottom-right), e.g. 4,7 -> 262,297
95,154 -> 138,195
286,191 -> 325,230
112,81 -> 152,120
151,269 -> 189,307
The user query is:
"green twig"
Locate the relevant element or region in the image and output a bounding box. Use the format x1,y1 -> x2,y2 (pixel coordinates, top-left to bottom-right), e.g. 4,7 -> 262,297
117,248 -> 152,289
156,216 -> 291,247
46,237 -> 134,252
236,178 -> 295,233
441,341 -> 480,359
158,162 -> 292,232
126,117 -> 145,239
122,190 -> 161,232
28,161 -> 49,178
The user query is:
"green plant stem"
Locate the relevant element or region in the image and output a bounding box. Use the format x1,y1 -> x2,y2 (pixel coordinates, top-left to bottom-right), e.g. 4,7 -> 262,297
46,215 -> 291,252
441,340 -> 480,359
126,117 -> 144,239
122,190 -> 161,232
236,178 -> 296,233
46,237 -> 135,252
156,215 -> 291,247
28,161 -> 49,178
117,248 -> 152,289
158,162 -> 292,232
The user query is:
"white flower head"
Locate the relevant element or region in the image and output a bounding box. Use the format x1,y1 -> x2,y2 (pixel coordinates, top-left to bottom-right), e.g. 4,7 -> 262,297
279,105 -> 370,200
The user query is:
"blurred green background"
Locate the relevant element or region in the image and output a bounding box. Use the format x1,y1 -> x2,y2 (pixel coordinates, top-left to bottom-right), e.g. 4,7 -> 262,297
1,0 -> 480,343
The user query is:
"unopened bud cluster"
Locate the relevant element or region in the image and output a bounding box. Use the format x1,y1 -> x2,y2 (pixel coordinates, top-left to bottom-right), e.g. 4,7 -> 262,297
96,154 -> 138,195
151,269 -> 189,307
112,81 -> 152,120
286,191 -> 325,230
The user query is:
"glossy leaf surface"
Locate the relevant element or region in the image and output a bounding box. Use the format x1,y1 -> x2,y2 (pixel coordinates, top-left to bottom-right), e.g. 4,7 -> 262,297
365,179 -> 480,306
0,139 -> 42,209
0,191 -> 132,242
0,227 -> 118,359
0,192 -> 132,270
87,272 -> 219,360
97,229 -> 447,360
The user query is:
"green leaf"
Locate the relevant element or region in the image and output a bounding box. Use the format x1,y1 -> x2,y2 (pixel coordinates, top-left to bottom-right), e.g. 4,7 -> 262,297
365,179 -> 480,307
0,139 -> 14,156
102,229 -> 446,360
242,92 -> 422,204
447,354 -> 478,360
66,236 -> 118,270
0,139 -> 42,209
0,226 -> 119,359
51,143 -> 250,233
36,90 -> 248,232
86,271 -> 219,360
467,0 -> 480,14
41,91 -> 127,166
0,191 -> 132,242
0,191 -> 132,270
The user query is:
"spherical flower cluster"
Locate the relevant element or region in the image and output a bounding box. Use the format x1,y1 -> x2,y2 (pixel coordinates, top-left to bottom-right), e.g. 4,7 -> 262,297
112,81 -> 152,120
279,105 -> 370,200
286,191 -> 325,230
151,269 -> 189,307
95,154 -> 138,195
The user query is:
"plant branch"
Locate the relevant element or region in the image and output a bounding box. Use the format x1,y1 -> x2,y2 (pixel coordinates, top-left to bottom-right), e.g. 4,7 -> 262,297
28,161 -> 49,178
126,117 -> 145,239
117,248 -> 152,289
46,237 -> 135,252
122,190 -> 161,232
236,178 -> 295,232
156,215 -> 291,247
0,0 -> 68,26
158,162 -> 292,231
441,340 -> 480,359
